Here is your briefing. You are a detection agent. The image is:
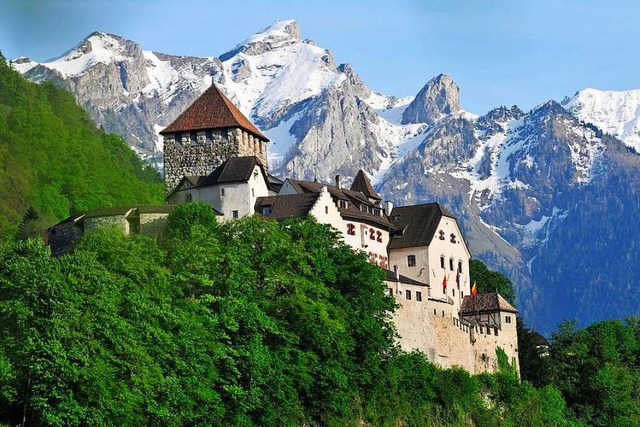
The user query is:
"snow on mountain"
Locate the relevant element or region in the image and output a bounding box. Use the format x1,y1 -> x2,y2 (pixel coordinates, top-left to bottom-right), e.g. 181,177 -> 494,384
563,88 -> 640,152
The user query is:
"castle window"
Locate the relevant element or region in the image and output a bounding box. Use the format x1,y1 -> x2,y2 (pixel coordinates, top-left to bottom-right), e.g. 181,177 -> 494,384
262,205 -> 272,215
442,310 -> 445,317
254,170 -> 259,180
221,188 -> 225,196
505,316 -> 512,324
232,210 -> 239,219
458,261 -> 463,273
440,256 -> 445,269
180,133 -> 190,144
186,193 -> 193,202
449,258 -> 454,271
376,230 -> 382,242
406,290 -> 411,300
494,327 -> 499,336
392,214 -> 401,221
487,327 -> 491,335
196,131 -> 206,144
388,287 -> 393,296
480,326 -> 484,334
221,129 -> 229,141
190,132 -> 197,145
339,200 -> 348,209
450,233 -> 457,243
347,223 -> 355,235
370,228 -> 375,240
416,291 -> 422,302
325,206 -> 329,214
439,230 -> 445,240
452,289 -> 455,297
252,188 -> 255,197
407,255 -> 416,267
434,309 -> 437,315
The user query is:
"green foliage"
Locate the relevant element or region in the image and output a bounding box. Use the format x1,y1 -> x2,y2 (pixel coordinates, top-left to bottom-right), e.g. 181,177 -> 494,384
0,60 -> 163,240
0,210 -> 630,426
548,318 -> 640,427
469,258 -> 516,305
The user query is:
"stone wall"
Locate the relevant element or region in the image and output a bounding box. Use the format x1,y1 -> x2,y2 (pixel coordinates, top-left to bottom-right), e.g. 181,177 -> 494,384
48,220 -> 84,257
389,278 -> 519,374
163,128 -> 268,193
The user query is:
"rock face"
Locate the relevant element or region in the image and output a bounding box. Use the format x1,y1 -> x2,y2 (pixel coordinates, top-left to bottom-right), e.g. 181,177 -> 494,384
401,74 -> 460,125
12,20 -> 640,334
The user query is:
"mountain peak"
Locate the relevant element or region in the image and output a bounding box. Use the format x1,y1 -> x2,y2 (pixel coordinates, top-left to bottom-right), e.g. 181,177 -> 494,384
253,19 -> 301,41
400,73 -> 460,125
220,19 -> 303,61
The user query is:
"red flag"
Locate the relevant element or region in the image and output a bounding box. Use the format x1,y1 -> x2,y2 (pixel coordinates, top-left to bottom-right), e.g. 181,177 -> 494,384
442,273 -> 447,290
471,281 -> 478,296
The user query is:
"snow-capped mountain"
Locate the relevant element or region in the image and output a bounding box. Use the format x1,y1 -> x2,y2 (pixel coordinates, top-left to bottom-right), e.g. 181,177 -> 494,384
563,88 -> 640,153
11,20 -> 640,333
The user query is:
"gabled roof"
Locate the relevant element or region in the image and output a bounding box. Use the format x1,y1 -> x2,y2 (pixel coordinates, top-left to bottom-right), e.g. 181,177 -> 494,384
284,178 -> 393,229
160,84 -> 269,141
388,202 -> 456,249
460,292 -> 518,315
199,156 -> 266,186
350,170 -> 381,201
255,193 -> 320,219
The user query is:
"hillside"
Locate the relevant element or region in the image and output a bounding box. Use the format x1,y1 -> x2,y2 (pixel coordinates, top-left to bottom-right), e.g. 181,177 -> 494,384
0,53 -> 163,239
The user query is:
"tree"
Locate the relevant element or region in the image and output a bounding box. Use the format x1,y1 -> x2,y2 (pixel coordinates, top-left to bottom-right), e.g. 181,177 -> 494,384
469,258 -> 516,304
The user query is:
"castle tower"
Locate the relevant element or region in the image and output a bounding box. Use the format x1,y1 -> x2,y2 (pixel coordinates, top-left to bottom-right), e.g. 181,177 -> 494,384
160,84 -> 269,193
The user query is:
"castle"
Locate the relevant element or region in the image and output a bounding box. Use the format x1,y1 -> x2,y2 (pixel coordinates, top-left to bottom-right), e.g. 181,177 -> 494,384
48,83 -> 519,374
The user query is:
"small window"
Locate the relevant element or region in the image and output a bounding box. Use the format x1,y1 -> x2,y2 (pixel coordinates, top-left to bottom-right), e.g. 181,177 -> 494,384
186,193 -> 193,202
452,289 -> 455,297
376,230 -> 382,242
262,205 -> 272,215
252,188 -> 255,197
449,258 -> 454,271
388,288 -> 393,296
480,326 -> 484,334
347,223 -> 355,235
450,233 -> 457,243
325,206 -> 329,214
196,131 -> 206,144
232,210 -> 239,219
505,316 -> 512,324
370,228 -> 375,240
494,327 -> 499,336
487,327 -> 491,335
458,261 -> 463,273
433,309 -> 437,315
416,291 -> 422,302
439,230 -> 445,240
461,291 -> 464,298
221,188 -> 225,196
407,255 -> 416,267
406,290 -> 411,300
442,310 -> 445,317
440,256 -> 445,269
254,170 -> 259,180
392,215 -> 401,221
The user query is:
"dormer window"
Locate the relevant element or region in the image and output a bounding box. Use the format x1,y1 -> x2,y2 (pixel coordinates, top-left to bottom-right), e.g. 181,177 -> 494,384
439,230 -> 445,240
253,170 -> 259,180
339,200 -> 348,209
392,215 -> 401,221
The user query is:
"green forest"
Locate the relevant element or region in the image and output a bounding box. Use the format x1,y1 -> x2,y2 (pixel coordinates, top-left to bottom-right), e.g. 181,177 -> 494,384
0,53 -> 163,239
1,54 -> 639,426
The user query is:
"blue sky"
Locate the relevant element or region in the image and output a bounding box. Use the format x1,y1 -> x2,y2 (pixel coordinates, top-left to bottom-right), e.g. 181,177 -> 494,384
2,0 -> 640,114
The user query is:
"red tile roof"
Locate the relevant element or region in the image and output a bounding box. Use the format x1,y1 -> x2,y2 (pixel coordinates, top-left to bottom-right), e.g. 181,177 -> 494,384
160,84 -> 269,141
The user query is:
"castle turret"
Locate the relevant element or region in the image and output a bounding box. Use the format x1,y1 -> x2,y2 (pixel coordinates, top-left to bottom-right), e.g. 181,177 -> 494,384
160,84 -> 269,193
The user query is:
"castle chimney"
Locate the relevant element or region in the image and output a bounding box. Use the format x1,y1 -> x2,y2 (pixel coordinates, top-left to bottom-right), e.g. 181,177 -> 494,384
384,201 -> 394,216
335,175 -> 341,189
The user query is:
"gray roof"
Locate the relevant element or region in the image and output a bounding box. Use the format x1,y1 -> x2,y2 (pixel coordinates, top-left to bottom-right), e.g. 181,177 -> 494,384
255,193 -> 320,219
199,156 -> 266,186
460,292 -> 518,314
285,179 -> 394,229
388,202 -> 456,249
385,270 -> 430,287
350,169 -> 381,201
